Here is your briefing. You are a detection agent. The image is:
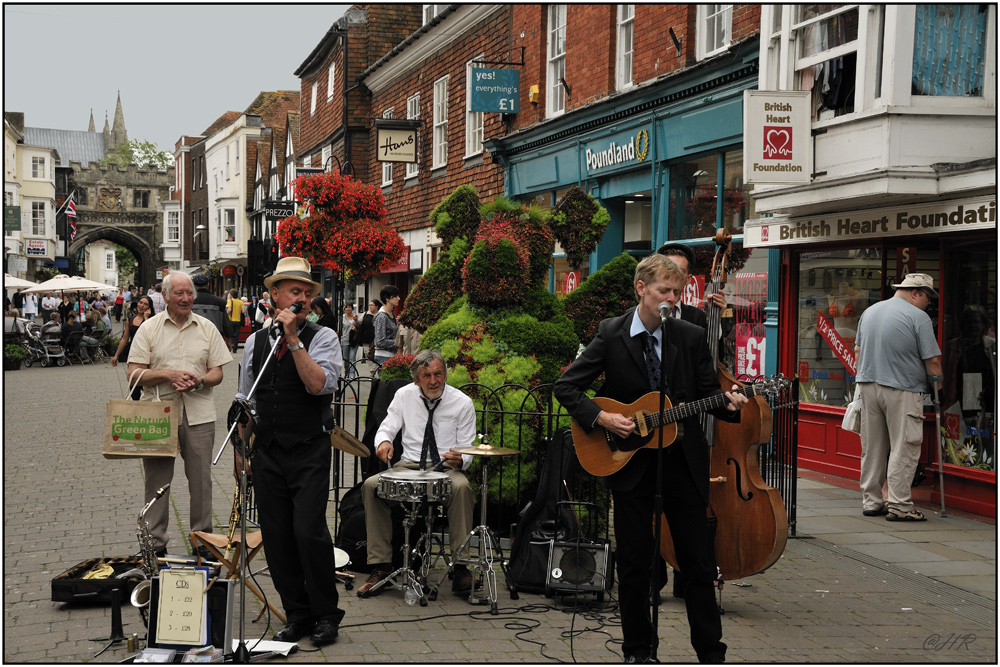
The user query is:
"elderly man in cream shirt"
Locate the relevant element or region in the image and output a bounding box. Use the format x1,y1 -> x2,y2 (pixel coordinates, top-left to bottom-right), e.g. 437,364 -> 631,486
128,272 -> 232,557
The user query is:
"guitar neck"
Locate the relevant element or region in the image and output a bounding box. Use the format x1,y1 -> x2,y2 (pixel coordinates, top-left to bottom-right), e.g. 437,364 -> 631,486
643,384 -> 758,430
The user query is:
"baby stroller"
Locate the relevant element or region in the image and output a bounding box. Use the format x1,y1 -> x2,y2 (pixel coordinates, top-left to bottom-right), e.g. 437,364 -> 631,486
23,325 -> 66,368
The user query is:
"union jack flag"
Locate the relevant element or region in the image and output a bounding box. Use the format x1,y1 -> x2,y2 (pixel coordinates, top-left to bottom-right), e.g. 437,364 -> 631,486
66,195 -> 77,241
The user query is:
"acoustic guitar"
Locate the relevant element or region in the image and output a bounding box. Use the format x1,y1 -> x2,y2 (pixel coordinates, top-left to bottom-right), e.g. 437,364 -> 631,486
570,375 -> 790,478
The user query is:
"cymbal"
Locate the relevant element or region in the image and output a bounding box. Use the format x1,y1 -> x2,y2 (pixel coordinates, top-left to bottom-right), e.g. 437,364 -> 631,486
453,444 -> 520,457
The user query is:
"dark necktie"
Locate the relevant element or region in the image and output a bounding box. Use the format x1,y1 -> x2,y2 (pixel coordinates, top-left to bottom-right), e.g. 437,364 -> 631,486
419,398 -> 442,469
275,337 -> 288,360
642,332 -> 664,392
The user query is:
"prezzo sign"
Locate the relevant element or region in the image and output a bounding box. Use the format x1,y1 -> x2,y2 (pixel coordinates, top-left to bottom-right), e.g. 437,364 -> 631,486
583,128 -> 650,174
470,68 -> 520,113
744,196 -> 997,248
743,90 -> 811,184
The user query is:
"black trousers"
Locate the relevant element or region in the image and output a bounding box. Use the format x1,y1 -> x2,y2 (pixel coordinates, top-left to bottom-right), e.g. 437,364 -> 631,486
253,434 -> 344,626
612,448 -> 724,660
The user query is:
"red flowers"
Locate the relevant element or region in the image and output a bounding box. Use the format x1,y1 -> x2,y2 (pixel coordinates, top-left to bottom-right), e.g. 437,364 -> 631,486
275,171 -> 406,283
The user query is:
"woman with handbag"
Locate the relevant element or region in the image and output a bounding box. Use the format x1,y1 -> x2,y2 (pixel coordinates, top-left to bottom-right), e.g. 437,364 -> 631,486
112,295 -> 154,399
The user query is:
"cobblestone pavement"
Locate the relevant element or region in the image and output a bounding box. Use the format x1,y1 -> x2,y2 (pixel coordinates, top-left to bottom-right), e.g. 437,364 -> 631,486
3,357 -> 995,663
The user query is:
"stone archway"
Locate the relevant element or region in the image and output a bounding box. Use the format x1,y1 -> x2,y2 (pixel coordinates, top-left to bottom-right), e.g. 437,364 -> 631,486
68,225 -> 158,288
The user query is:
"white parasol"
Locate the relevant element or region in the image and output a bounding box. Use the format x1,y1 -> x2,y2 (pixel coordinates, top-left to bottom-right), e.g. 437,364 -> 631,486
22,274 -> 116,294
5,274 -> 38,289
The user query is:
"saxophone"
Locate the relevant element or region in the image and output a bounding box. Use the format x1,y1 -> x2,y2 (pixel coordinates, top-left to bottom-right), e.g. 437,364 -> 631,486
117,484 -> 170,627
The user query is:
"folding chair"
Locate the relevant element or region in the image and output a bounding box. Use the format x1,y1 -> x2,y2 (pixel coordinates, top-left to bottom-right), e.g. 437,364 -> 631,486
63,330 -> 90,365
189,530 -> 286,624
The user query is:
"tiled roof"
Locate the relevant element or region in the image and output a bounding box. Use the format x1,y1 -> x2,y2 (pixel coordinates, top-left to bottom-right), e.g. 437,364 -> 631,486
23,127 -> 104,167
201,111 -> 241,138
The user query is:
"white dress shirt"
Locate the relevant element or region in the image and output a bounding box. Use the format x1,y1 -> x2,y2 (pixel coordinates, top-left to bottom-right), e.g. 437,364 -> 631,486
375,383 -> 476,470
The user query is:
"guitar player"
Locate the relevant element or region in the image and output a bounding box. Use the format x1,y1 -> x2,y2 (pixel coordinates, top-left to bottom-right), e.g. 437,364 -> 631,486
554,253 -> 747,664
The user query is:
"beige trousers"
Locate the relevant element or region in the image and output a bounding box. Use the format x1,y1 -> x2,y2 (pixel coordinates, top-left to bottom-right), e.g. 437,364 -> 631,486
858,382 -> 925,513
142,409 -> 215,552
363,460 -> 474,566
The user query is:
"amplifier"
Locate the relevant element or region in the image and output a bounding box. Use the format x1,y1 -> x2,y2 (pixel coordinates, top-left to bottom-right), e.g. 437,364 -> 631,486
545,539 -> 613,597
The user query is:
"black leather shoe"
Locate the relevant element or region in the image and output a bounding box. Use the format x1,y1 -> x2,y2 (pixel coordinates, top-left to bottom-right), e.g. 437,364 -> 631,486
274,621 -> 314,643
310,618 -> 338,645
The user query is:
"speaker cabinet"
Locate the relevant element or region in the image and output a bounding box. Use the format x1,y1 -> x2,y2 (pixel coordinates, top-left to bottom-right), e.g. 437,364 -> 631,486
545,539 -> 613,597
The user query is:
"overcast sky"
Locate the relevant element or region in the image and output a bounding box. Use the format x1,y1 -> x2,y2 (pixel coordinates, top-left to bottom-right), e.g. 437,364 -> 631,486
4,3 -> 350,152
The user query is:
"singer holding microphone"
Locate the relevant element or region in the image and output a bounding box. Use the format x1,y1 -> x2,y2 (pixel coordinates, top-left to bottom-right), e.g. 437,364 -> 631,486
554,254 -> 747,664
234,257 -> 344,645
356,349 -> 476,598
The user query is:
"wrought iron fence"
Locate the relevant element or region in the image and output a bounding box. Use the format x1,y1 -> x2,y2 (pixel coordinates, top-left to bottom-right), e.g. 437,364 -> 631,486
330,363 -> 797,542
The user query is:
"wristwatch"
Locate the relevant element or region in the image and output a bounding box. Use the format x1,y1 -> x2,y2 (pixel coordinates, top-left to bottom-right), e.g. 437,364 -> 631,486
288,341 -> 305,352
195,377 -> 205,391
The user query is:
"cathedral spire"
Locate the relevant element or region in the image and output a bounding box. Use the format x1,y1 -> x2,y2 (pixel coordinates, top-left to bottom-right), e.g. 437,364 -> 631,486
110,90 -> 128,150
103,111 -> 112,152
88,109 -> 95,132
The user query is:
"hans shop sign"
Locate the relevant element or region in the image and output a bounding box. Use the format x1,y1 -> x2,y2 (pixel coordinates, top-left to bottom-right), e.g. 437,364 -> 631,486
375,119 -> 420,164
470,68 -> 520,113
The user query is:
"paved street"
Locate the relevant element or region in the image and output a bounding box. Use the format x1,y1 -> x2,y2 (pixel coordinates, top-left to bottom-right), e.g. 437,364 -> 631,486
3,356 -> 996,663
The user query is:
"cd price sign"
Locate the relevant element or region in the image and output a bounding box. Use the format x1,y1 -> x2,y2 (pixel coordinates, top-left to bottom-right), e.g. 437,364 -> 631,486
470,68 -> 519,113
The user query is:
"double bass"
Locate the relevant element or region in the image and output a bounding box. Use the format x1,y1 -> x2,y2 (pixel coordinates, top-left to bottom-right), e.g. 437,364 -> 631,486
659,229 -> 787,582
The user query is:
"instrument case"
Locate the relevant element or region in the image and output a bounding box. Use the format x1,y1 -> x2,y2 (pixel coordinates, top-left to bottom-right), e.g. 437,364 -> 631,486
50,556 -> 145,603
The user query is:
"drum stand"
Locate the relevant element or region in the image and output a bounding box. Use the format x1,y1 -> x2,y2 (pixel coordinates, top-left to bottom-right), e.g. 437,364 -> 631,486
362,498 -> 430,606
428,457 -> 514,615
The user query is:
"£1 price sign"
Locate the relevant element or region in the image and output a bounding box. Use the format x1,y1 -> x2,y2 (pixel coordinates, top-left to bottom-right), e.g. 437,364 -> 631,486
682,275 -> 704,308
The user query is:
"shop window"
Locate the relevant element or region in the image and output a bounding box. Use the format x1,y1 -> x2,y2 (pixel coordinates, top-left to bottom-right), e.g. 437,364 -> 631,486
912,4 -> 988,97
796,248 -> 883,407
622,199 -> 651,250
941,240 -> 996,472
668,150 -> 752,241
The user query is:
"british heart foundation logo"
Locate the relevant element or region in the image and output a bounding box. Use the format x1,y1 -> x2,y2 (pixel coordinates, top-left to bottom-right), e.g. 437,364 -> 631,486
762,126 -> 792,160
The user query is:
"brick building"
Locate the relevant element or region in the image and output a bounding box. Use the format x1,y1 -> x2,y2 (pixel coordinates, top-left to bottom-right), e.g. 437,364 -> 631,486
358,5 -> 511,301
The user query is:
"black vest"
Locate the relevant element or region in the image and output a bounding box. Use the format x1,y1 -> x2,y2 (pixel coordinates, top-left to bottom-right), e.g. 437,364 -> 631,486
252,321 -> 333,447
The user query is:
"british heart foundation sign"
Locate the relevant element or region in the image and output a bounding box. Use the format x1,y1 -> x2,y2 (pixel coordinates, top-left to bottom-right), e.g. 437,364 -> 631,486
743,90 -> 811,185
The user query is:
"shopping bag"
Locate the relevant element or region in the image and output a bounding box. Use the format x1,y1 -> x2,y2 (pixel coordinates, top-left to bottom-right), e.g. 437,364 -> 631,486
841,386 -> 862,434
103,369 -> 180,459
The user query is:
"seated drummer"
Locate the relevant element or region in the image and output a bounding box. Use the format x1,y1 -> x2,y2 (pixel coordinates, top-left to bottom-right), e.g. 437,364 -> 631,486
358,349 -> 475,597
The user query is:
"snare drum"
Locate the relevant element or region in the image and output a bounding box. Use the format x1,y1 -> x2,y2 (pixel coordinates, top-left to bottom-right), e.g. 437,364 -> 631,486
377,469 -> 452,503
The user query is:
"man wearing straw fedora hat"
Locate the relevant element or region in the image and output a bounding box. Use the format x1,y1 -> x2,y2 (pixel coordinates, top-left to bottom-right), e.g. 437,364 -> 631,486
855,273 -> 943,523
234,256 -> 345,645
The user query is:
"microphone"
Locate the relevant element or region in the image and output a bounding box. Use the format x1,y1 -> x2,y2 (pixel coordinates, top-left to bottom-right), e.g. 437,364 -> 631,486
658,301 -> 673,322
275,301 -> 303,334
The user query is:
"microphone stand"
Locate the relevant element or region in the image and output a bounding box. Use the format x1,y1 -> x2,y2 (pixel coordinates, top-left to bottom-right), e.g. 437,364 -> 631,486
649,312 -> 671,661
211,308 -> 298,662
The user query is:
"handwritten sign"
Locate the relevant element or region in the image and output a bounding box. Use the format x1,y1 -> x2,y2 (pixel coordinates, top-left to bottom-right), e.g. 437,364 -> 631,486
155,568 -> 208,647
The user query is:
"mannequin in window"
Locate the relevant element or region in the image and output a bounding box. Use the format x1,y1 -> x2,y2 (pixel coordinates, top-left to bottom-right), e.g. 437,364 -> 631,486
826,282 -> 864,343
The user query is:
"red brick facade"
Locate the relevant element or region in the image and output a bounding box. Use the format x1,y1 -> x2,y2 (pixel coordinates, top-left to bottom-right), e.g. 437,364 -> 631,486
364,6 -> 511,234
508,4 -> 761,133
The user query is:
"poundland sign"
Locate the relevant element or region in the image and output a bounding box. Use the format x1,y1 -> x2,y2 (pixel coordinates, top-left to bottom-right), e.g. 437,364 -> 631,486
744,196 -> 997,248
583,128 -> 650,174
